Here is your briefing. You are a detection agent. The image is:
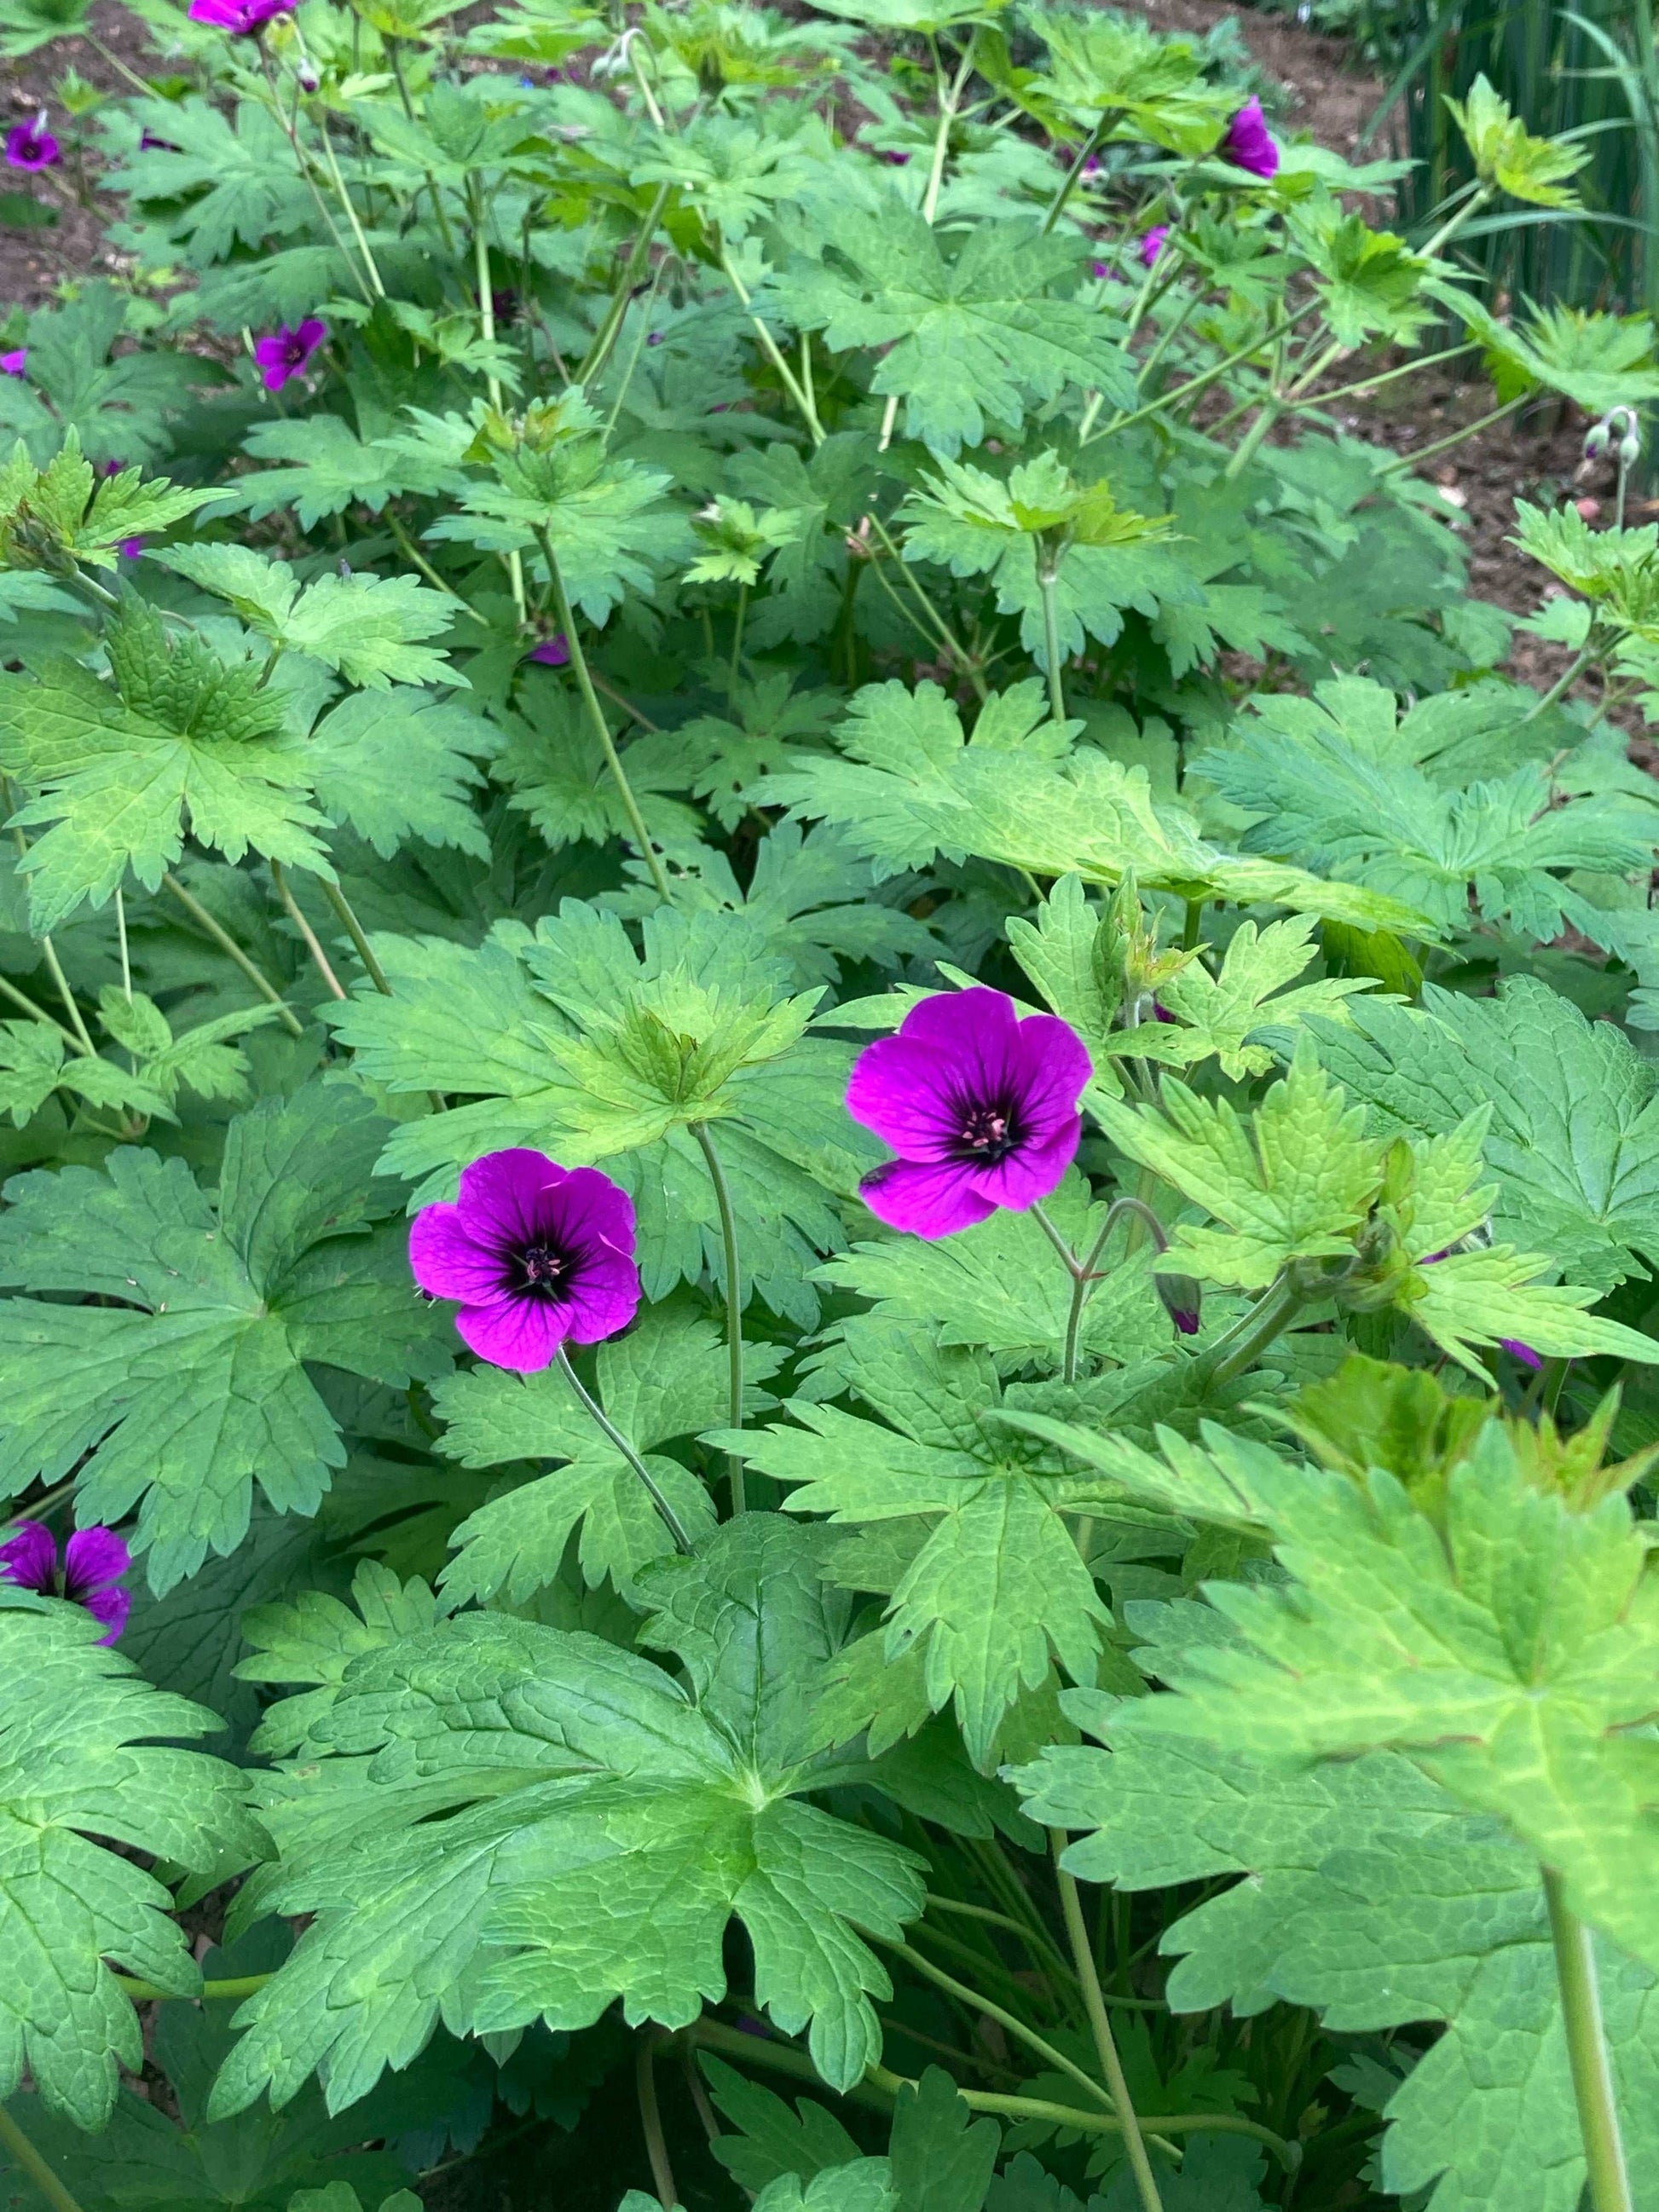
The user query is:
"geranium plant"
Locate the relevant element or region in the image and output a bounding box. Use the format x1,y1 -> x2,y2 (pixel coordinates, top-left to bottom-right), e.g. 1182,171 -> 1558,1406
0,3 -> 1655,2210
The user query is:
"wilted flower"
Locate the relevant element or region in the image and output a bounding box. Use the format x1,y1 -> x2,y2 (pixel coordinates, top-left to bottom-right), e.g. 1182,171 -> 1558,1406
847,989 -> 1092,1238
0,1521 -> 131,1643
1154,1269 -> 1202,1336
528,633 -> 570,667
1221,97 -> 1279,179
1140,224 -> 1171,267
188,0 -> 295,31
252,317 -> 327,392
5,115 -> 59,171
0,349 -> 25,377
410,1147 -> 641,1372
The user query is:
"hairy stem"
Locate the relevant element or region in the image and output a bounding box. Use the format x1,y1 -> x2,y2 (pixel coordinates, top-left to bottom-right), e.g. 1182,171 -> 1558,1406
0,2104 -> 87,2212
270,861 -> 344,1000
1545,1869 -> 1633,2212
1054,1838 -> 1165,2212
161,874 -> 303,1037
539,534 -> 673,902
692,1120 -> 746,1516
1524,643 -> 1598,724
556,1346 -> 693,1553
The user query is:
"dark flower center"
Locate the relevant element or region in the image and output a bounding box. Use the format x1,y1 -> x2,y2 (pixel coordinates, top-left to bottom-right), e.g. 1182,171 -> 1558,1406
281,332 -> 309,365
951,1096 -> 1024,1165
512,1238 -> 574,1298
16,136 -> 43,159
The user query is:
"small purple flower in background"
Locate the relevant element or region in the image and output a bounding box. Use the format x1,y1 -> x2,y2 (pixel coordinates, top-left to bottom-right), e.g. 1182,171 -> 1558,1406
1221,97 -> 1279,179
5,114 -> 60,171
0,348 -> 26,377
252,317 -> 327,393
1500,1337 -> 1543,1371
528,633 -> 570,667
410,1147 -> 641,1372
881,148 -> 911,166
1090,259 -> 1111,280
118,537 -> 144,559
647,331 -> 664,347
1082,153 -> 1102,177
188,0 -> 295,31
0,1521 -> 131,1643
847,988 -> 1092,1238
1141,224 -> 1171,268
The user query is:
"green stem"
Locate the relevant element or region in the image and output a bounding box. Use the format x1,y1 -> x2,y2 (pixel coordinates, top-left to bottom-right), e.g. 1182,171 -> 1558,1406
0,2105 -> 87,2212
556,1346 -> 693,1553
470,182 -> 527,629
1038,566 -> 1067,725
1086,306 -> 1310,446
1419,182 -> 1490,259
924,1894 -> 1079,1992
683,2019 -> 1293,2164
1061,1197 -> 1167,1384
1194,1274 -> 1303,1389
270,860 -> 344,1000
578,182 -> 673,385
869,515 -> 986,697
38,935 -> 95,1056
315,112 -> 386,297
0,972 -> 79,1048
1544,1869 -> 1633,2212
1041,111 -> 1115,236
1523,642 -> 1597,723
1285,338 -> 1477,415
160,872 -> 303,1037
637,2036 -> 679,2208
1376,395 -> 1526,478
319,878 -> 393,996
1054,1839 -> 1164,2212
873,1935 -> 1120,2117
719,247 -> 826,446
691,1120 -> 745,1516
539,536 -> 672,903
113,1972 -> 273,2001
729,580 -> 749,696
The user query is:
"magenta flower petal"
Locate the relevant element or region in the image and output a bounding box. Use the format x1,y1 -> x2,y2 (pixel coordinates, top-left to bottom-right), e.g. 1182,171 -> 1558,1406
0,1519 -> 56,1593
0,349 -> 25,377
64,1524 -> 131,1599
4,123 -> 60,171
252,316 -> 327,392
409,1147 -> 641,1372
1141,224 -> 1171,268
528,634 -> 570,667
82,1585 -> 131,1645
847,990 -> 1091,1241
1221,97 -> 1279,179
189,0 -> 294,30
860,1156 -> 1000,1237
1500,1337 -> 1543,1371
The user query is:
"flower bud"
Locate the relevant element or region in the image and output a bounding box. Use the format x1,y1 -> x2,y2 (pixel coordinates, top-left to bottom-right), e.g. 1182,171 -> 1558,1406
1154,1268 -> 1202,1337
295,58 -> 319,90
1583,421 -> 1611,460
1620,430 -> 1643,470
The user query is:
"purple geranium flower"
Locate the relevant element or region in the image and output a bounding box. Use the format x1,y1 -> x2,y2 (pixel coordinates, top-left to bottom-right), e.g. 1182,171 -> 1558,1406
409,1147 -> 641,1372
118,537 -> 144,559
1141,224 -> 1171,267
5,115 -> 59,171
528,633 -> 570,667
188,0 -> 295,31
1221,97 -> 1279,179
0,1521 -> 131,1643
252,317 -> 327,392
847,989 -> 1092,1238
1500,1337 -> 1543,1371
881,148 -> 911,166
1090,259 -> 1111,280
0,348 -> 25,377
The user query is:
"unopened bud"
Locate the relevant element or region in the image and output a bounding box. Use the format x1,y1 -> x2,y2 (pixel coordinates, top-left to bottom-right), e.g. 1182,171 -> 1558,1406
1154,1270 -> 1202,1337
1583,422 -> 1611,460
1620,430 -> 1643,470
296,59 -> 320,91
